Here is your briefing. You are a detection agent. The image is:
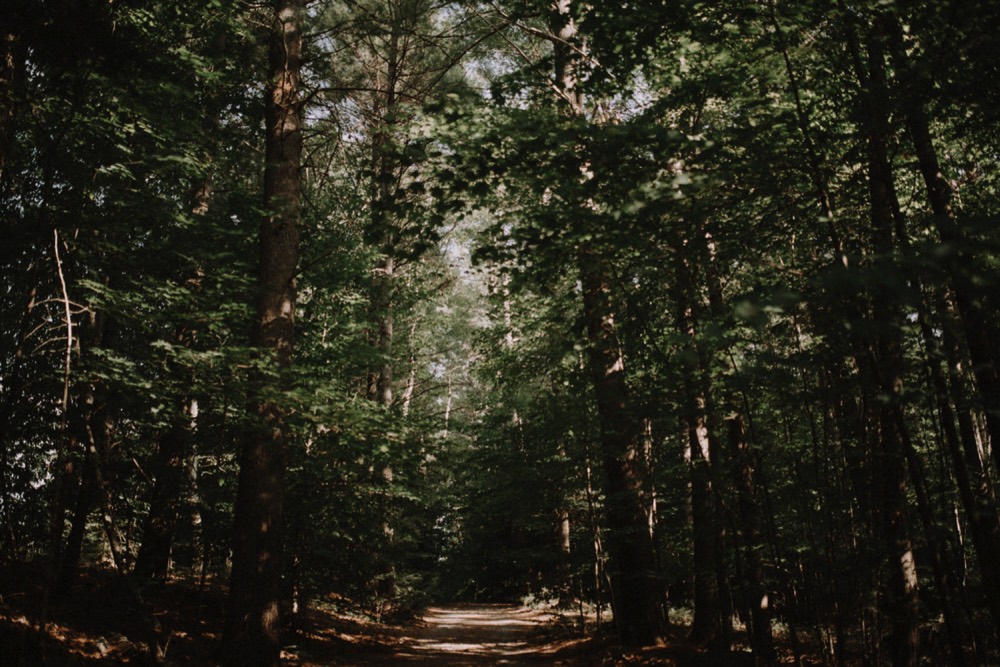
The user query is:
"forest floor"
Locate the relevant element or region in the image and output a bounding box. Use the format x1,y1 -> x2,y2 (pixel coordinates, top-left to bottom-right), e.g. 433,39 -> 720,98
0,564 -> 782,665
302,603 -> 761,666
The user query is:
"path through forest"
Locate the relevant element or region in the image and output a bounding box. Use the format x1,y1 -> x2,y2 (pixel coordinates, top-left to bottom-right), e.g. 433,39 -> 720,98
385,604 -> 566,664
0,566 -> 754,665
310,602 -> 604,666
324,603 -> 754,666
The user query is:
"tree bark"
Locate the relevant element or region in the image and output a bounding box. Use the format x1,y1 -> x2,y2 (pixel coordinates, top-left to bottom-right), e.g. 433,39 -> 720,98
684,393 -> 726,648
828,10 -> 924,664
221,1 -> 303,664
134,414 -> 189,580
851,16 -> 920,665
671,235 -> 733,650
135,166 -> 211,580
702,225 -> 773,660
364,11 -> 404,602
883,15 -> 1000,475
53,429 -> 96,594
579,249 -> 666,645
46,298 -> 110,587
726,409 -> 776,665
135,177 -> 209,581
0,1 -> 25,188
549,0 -> 665,643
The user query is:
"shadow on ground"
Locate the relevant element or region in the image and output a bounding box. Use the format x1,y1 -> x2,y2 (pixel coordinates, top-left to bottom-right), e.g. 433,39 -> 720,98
1,563 -> 766,666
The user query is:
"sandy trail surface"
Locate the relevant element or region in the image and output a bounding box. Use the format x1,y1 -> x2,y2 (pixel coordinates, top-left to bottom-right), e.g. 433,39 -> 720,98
298,603 -> 754,666
356,604 -> 570,665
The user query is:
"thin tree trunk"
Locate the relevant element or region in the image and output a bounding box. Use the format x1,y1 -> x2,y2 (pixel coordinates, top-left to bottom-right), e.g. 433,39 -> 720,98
366,255 -> 395,407
672,239 -> 729,649
83,392 -> 167,664
557,505 -> 572,605
136,168 -> 210,581
765,0 -> 845,265
48,229 -> 78,575
883,17 -> 1000,469
188,422 -> 205,583
0,5 -> 25,187
83,399 -> 128,575
221,1 -> 303,664
48,296 -> 110,593
844,15 -> 920,664
922,294 -> 1000,643
726,409 -> 776,665
582,438 -> 608,628
776,8 -> 924,662
896,406 -> 969,666
684,385 -> 725,647
134,414 -> 189,579
54,444 -> 96,594
701,224 -> 774,662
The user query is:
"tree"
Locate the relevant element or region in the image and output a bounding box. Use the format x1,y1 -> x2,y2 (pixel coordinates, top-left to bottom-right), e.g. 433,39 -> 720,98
221,1 -> 304,664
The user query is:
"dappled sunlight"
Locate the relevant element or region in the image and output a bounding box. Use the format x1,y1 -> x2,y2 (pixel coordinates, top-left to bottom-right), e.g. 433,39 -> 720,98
0,565 -> 781,666
381,604 -> 570,664
423,606 -> 546,628
411,638 -> 528,652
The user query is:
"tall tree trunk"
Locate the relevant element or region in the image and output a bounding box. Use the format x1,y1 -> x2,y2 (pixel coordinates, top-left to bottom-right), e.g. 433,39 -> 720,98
366,257 -> 394,408
877,196 -> 977,665
883,16 -> 1000,469
364,13 -> 403,602
773,12 -> 927,659
0,1 -> 25,188
582,438 -> 608,627
896,406 -> 969,666
925,292 -> 1000,643
221,1 -> 303,664
701,225 -> 773,661
557,506 -> 573,606
367,255 -> 398,603
578,249 -> 666,645
364,2 -> 401,412
83,397 -> 128,575
672,234 -> 734,650
844,15 -> 921,665
545,0 -> 665,644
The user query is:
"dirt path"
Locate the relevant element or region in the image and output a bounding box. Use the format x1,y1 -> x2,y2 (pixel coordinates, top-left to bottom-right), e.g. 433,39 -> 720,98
320,604 -> 759,666
387,604 -> 564,665
0,566 -> 761,666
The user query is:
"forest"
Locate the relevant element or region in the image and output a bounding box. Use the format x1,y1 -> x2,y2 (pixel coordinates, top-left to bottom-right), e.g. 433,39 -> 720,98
1,0 -> 999,665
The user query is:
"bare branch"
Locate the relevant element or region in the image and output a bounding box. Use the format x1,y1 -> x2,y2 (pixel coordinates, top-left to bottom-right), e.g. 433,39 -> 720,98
53,229 -> 73,434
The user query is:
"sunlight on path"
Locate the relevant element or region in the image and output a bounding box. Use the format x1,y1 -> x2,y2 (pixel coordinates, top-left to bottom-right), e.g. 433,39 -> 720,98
389,604 -> 562,665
